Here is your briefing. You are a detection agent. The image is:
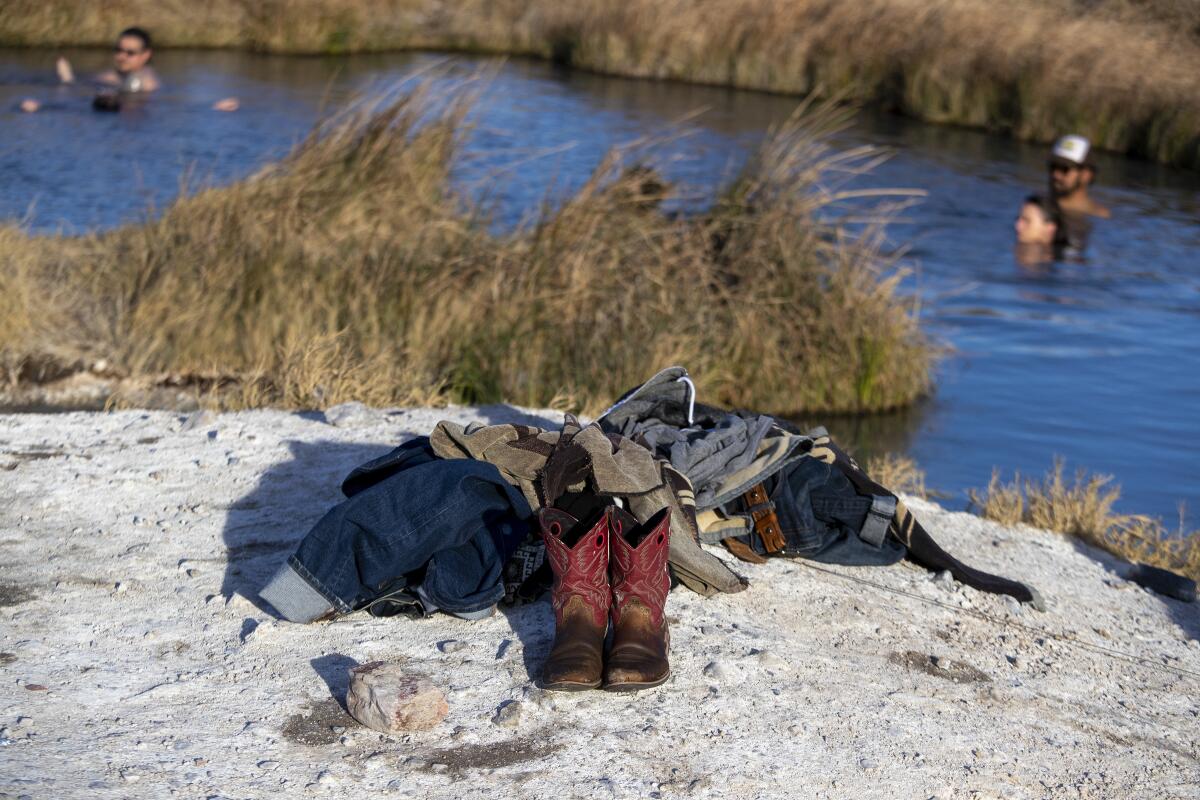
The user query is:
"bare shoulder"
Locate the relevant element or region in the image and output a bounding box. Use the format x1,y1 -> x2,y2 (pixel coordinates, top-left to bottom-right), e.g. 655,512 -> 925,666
139,67 -> 161,91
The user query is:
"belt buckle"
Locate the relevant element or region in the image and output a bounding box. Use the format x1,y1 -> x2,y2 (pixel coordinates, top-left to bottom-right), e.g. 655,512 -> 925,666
743,483 -> 786,554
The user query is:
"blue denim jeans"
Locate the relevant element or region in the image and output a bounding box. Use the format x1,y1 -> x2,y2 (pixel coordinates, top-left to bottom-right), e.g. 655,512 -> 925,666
260,439 -> 531,622
727,456 -> 906,566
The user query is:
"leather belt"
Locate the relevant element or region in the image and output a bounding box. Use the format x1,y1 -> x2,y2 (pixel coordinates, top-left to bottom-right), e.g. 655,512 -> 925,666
742,482 -> 786,554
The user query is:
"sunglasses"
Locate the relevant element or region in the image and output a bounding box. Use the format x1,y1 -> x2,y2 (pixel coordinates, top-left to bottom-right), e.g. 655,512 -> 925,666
1049,162 -> 1080,175
114,46 -> 144,56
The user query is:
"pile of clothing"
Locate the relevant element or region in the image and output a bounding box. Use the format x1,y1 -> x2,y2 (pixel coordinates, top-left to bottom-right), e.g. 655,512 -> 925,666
260,366 -> 1041,692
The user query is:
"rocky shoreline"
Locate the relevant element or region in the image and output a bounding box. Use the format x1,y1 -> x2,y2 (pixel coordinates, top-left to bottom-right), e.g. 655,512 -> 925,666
1,406 -> 1197,798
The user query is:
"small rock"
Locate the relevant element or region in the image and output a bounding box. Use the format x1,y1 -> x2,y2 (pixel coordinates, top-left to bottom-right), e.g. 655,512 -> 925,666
495,639 -> 514,660
257,760 -> 279,770
323,402 -> 380,428
226,593 -> 256,612
492,700 -> 523,728
755,650 -> 788,671
180,410 -> 217,432
119,766 -> 148,782
315,770 -> 337,787
522,686 -> 557,711
703,661 -> 732,682
1002,595 -> 1022,616
346,662 -> 448,733
437,640 -> 468,654
934,570 -> 955,589
362,752 -> 390,771
859,757 -> 879,771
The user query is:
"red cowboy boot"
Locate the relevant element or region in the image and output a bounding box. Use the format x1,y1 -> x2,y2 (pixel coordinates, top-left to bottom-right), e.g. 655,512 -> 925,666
605,506 -> 672,691
538,506 -> 612,691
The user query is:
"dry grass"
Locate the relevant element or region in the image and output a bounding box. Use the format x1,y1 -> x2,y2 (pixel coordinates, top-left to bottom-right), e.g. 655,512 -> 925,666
969,459 -> 1200,582
1083,0 -> 1200,39
0,80 -> 930,416
864,452 -> 928,499
3,0 -> 1199,167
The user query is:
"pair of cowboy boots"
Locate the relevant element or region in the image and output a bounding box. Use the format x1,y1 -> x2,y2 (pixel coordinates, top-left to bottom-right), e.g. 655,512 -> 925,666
538,504 -> 671,692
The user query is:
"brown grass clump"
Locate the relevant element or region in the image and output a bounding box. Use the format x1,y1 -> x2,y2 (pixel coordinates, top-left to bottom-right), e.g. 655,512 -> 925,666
864,452 -> 928,499
3,0 -> 1199,167
0,80 -> 930,416
969,459 -> 1200,582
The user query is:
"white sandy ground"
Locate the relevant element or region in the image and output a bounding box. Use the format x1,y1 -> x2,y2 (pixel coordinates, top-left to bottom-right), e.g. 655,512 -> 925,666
0,406 -> 1197,800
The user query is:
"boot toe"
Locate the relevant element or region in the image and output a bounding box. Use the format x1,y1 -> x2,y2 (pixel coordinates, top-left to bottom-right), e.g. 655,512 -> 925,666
541,638 -> 605,690
542,660 -> 603,690
603,657 -> 670,691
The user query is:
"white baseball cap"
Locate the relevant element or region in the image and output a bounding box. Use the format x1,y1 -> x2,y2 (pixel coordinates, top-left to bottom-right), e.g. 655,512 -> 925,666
1050,135 -> 1092,167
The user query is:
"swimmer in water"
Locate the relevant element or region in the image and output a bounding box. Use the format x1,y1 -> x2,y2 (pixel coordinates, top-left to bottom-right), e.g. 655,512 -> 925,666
57,26 -> 159,111
18,27 -> 237,113
1014,193 -> 1061,268
95,26 -> 161,93
1047,135 -> 1110,255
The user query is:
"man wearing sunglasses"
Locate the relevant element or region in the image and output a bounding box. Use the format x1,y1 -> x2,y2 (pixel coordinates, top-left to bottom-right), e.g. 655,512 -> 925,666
1047,134 -> 1110,254
54,27 -> 161,94
99,27 -> 161,93
20,26 -> 236,113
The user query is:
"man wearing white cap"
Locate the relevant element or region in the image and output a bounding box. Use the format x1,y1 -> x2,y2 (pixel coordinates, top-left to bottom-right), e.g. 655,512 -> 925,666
1048,134 -> 1110,253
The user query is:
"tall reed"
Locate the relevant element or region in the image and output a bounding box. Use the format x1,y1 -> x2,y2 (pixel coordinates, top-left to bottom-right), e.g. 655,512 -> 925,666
0,81 -> 930,416
3,0 -> 1198,167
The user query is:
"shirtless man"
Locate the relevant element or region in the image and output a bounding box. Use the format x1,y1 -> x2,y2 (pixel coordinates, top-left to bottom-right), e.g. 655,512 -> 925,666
1047,135 -> 1110,254
52,27 -> 161,96
18,27 -> 236,112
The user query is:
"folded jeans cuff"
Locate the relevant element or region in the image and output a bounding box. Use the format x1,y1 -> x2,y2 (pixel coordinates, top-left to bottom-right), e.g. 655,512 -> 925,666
259,562 -> 339,623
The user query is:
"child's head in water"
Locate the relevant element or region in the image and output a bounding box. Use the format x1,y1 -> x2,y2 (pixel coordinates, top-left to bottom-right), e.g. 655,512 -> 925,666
1015,194 -> 1059,247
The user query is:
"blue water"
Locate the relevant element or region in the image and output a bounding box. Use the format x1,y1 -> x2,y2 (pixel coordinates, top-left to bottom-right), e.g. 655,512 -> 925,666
2,48 -> 1198,523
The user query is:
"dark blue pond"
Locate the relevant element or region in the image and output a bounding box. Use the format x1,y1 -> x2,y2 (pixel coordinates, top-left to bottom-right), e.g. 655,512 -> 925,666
2,48 -> 1198,524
